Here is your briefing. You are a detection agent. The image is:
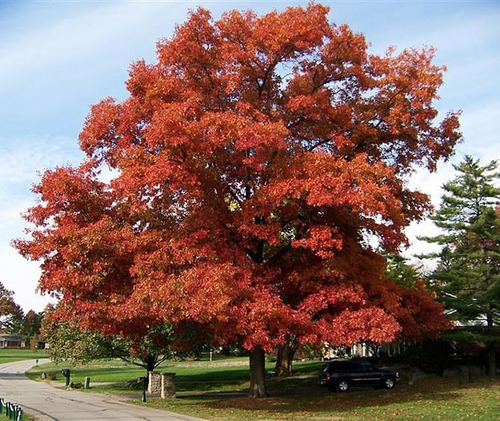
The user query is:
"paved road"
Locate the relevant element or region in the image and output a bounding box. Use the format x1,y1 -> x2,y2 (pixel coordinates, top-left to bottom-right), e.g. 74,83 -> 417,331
0,359 -> 206,421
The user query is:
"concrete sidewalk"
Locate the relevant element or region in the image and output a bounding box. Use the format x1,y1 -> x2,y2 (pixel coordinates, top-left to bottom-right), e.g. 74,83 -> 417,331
0,359 -> 206,421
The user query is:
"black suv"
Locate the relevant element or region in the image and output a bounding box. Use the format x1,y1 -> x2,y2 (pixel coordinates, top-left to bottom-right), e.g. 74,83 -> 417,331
319,359 -> 399,392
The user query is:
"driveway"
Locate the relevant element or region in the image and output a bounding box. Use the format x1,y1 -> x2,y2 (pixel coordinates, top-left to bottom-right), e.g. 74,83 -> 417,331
0,359 -> 206,421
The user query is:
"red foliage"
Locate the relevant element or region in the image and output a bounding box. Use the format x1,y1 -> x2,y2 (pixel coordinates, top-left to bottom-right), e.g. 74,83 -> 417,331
15,4 -> 458,353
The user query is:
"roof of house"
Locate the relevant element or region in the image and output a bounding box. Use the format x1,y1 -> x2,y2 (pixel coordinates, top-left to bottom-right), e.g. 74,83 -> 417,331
0,333 -> 23,341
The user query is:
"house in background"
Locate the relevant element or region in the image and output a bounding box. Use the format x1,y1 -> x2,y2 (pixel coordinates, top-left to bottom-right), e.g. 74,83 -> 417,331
0,333 -> 26,349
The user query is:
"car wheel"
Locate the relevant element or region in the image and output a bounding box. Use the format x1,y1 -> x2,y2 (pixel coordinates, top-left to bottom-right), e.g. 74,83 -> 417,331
384,377 -> 396,389
337,380 -> 350,392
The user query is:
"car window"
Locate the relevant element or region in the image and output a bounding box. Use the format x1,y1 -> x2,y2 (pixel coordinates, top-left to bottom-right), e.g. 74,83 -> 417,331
358,361 -> 374,370
326,361 -> 375,372
327,362 -> 346,372
340,363 -> 357,371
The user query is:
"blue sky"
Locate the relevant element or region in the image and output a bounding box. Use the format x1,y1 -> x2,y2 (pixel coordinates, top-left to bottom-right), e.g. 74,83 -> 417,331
1,0 -> 499,312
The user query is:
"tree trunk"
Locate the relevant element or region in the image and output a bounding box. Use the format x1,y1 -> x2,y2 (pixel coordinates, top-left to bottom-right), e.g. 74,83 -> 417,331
145,354 -> 157,372
143,354 -> 157,395
275,343 -> 298,377
249,346 -> 268,397
275,346 -> 285,376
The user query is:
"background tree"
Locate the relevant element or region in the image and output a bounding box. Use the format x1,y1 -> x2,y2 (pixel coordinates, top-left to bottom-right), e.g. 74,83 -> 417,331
41,304 -> 185,372
0,282 -> 24,334
421,155 -> 499,376
20,309 -> 43,348
16,3 -> 460,396
42,319 -> 118,366
384,253 -> 422,288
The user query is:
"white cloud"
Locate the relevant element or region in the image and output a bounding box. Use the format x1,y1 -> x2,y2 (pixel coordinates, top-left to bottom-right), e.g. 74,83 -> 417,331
460,102 -> 500,155
0,244 -> 54,313
418,12 -> 498,56
0,1 -> 184,88
0,135 -> 83,190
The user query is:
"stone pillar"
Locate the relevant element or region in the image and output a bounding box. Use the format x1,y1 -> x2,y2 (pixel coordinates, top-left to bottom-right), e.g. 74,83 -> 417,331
161,373 -> 176,398
148,371 -> 162,395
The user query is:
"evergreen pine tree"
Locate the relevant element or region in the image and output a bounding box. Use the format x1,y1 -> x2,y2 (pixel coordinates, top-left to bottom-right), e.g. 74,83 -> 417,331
421,155 -> 499,376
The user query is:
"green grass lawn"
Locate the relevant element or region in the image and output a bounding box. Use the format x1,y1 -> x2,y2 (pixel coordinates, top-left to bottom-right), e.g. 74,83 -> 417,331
0,348 -> 48,364
145,375 -> 500,421
25,355 -> 255,384
26,357 -> 500,420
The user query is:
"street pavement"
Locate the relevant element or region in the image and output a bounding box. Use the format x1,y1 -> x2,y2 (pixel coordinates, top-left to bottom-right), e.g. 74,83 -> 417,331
0,359 -> 206,421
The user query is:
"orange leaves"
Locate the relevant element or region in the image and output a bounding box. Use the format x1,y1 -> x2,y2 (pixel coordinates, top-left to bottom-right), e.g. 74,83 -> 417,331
79,98 -> 122,161
318,307 -> 401,345
157,8 -> 220,84
389,282 -> 452,341
249,3 -> 329,57
292,226 -> 342,258
320,24 -> 369,84
194,105 -> 288,159
298,284 -> 401,345
305,153 -> 394,211
360,46 -> 462,172
364,278 -> 452,342
216,3 -> 329,65
257,151 -> 407,253
299,284 -> 367,315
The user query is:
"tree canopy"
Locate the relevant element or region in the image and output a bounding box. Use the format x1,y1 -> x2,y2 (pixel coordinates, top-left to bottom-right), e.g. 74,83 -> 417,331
15,3 -> 460,396
41,312 -> 177,371
421,156 -> 499,327
0,282 -> 24,334
20,309 -> 43,343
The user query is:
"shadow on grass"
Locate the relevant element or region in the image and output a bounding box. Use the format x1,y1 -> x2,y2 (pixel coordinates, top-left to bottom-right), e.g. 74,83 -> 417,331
87,367 -> 252,394
173,362 -> 324,394
170,375 -> 499,418
175,367 -> 251,383
27,364 -> 146,383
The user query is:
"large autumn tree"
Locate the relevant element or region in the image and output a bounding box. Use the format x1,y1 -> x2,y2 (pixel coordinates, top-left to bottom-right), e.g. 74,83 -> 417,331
16,4 -> 460,396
